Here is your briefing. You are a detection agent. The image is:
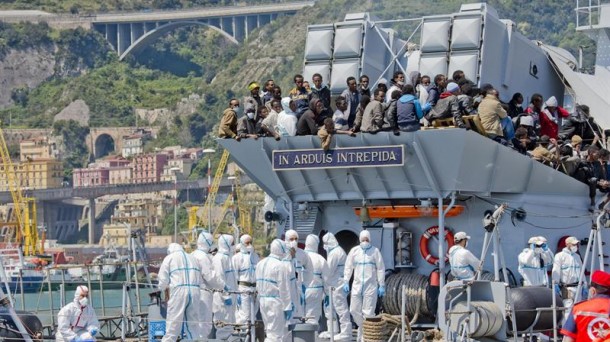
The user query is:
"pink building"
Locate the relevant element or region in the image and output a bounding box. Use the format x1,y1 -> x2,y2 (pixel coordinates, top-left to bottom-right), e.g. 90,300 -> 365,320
132,153 -> 169,183
108,166 -> 132,185
73,167 -> 110,187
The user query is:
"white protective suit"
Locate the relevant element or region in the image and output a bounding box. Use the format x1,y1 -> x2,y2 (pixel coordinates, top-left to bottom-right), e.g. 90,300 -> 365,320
256,239 -> 293,342
284,229 -> 313,321
344,230 -> 385,339
552,247 -> 584,307
212,234 -> 237,339
518,238 -> 554,286
232,234 -> 260,325
158,243 -> 202,342
320,232 -> 351,341
304,234 -> 327,325
191,232 -> 225,339
56,285 -> 99,342
448,245 -> 480,280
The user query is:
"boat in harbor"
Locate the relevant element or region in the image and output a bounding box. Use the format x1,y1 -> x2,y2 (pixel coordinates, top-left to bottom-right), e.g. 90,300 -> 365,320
218,2 -> 610,340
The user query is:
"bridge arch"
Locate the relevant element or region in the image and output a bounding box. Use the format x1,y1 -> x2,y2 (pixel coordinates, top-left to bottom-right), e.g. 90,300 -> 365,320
119,21 -> 238,61
94,133 -> 116,158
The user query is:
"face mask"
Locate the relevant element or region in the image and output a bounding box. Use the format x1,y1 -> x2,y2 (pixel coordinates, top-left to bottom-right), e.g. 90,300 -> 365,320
569,246 -> 578,253
360,241 -> 371,249
246,112 -> 255,120
397,81 -> 405,86
79,297 -> 89,307
534,247 -> 543,254
323,243 -> 329,251
234,106 -> 242,115
246,245 -> 254,253
289,240 -> 298,249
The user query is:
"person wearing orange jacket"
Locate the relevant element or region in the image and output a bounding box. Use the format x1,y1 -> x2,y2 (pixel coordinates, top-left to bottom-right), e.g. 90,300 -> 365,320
561,270 -> 610,341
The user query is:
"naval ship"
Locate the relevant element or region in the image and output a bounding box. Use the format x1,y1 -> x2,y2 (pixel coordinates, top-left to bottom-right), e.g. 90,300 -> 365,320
218,2 -> 610,341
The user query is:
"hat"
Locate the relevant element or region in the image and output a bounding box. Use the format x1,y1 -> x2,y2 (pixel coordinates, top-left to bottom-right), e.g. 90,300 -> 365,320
520,115 -> 534,127
571,135 -> 583,145
378,78 -> 388,85
545,96 -> 558,107
454,231 -> 470,242
591,270 -> 610,287
360,230 -> 371,242
565,236 -> 579,245
528,236 -> 539,244
248,82 -> 260,91
446,82 -> 460,93
540,135 -> 550,144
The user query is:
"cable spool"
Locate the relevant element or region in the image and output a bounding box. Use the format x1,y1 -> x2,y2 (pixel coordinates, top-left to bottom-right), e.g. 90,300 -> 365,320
449,301 -> 504,338
508,287 -> 564,332
382,273 -> 433,318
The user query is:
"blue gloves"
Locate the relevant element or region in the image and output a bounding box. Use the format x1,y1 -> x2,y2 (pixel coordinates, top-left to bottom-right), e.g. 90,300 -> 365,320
542,243 -> 548,251
224,285 -> 230,292
378,286 -> 385,297
237,295 -> 242,306
89,328 -> 98,336
554,284 -> 561,295
224,297 -> 233,306
343,283 -> 350,294
324,295 -> 329,307
530,243 -> 536,250
284,309 -> 293,321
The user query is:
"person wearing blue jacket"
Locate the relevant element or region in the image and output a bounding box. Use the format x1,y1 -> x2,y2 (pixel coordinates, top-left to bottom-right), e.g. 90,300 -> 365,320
397,84 -> 423,132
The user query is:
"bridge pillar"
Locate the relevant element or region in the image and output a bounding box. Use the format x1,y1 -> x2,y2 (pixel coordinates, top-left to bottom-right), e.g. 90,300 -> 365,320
221,17 -> 234,38
88,198 -> 96,244
106,24 -> 118,52
259,14 -> 271,26
246,15 -> 257,37
234,16 -> 245,41
118,23 -> 131,56
131,23 -> 144,44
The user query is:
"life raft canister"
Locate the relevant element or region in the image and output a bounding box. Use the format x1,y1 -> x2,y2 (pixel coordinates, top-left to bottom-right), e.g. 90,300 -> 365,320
419,226 -> 455,265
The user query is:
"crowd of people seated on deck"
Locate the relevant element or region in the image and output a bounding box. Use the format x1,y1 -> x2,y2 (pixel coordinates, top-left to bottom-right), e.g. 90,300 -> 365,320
217,71 -> 609,200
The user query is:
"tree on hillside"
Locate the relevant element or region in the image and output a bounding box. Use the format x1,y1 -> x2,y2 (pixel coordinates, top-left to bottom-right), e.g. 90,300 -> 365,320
52,120 -> 90,181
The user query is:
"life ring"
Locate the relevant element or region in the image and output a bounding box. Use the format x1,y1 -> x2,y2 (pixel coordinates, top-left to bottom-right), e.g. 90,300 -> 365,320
419,226 -> 455,265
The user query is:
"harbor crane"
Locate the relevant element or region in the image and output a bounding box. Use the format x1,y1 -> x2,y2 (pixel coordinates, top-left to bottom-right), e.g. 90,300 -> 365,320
0,123 -> 40,255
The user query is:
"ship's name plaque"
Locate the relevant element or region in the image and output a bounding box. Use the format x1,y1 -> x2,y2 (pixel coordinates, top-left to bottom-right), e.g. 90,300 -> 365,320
272,145 -> 404,170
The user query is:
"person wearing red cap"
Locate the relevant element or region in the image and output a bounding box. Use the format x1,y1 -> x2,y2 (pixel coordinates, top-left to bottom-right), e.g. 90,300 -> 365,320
561,270 -> 610,341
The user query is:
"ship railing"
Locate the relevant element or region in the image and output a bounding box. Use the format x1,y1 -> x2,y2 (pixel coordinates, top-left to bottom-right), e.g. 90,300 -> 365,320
575,0 -> 610,30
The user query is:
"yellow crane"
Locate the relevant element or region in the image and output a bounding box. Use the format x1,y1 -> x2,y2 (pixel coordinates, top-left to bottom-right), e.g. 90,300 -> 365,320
0,123 -> 39,255
211,170 -> 252,236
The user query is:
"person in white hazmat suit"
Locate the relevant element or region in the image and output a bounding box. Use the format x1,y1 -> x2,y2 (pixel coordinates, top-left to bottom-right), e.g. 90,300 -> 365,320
158,243 -> 202,342
256,239 -> 293,342
303,234 -> 327,325
319,232 -> 352,341
56,285 -> 99,342
284,229 -> 313,321
191,232 -> 225,339
343,230 -> 385,341
232,234 -> 260,325
552,236 -> 584,307
448,232 -> 480,280
213,234 -> 238,339
518,236 -> 554,286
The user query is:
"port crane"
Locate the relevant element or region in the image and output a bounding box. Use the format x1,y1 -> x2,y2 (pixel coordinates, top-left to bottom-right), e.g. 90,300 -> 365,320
187,150 -> 252,240
0,123 -> 40,255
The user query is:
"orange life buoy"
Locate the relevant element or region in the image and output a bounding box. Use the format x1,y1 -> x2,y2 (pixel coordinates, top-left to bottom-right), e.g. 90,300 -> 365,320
419,226 -> 455,265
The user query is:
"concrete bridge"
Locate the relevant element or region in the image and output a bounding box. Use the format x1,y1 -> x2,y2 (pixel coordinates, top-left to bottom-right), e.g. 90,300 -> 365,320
0,178 -> 240,244
0,2 -> 314,60
92,2 -> 314,60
